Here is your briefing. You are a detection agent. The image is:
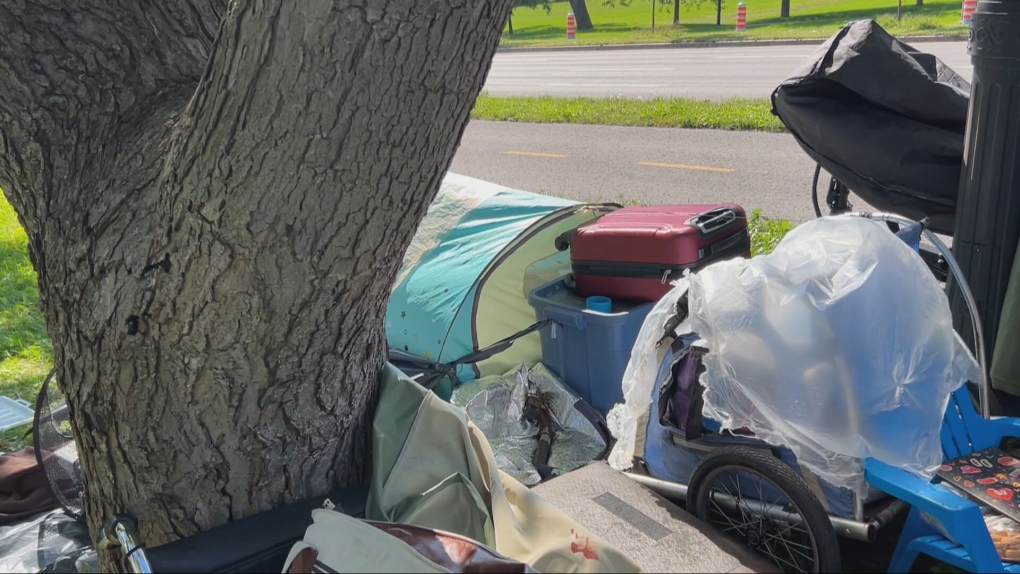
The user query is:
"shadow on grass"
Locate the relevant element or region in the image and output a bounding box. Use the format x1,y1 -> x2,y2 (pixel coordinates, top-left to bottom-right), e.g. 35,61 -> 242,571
502,3 -> 964,44
752,2 -> 961,27
0,217 -> 52,450
504,22 -> 638,42
0,235 -> 47,356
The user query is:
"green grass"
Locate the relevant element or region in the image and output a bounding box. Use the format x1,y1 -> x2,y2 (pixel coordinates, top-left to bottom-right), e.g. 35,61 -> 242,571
503,0 -> 966,47
472,93 -> 784,131
748,208 -> 795,255
0,193 -> 52,452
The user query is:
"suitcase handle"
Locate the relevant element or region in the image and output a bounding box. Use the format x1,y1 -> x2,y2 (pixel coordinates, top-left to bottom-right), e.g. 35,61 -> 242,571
699,228 -> 749,259
687,207 -> 738,238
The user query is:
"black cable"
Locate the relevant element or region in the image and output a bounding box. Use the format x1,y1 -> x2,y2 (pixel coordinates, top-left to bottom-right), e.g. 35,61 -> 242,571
811,164 -> 823,218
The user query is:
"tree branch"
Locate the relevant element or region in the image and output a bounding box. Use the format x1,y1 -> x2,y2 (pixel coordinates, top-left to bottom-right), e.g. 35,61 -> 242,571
0,0 -> 228,218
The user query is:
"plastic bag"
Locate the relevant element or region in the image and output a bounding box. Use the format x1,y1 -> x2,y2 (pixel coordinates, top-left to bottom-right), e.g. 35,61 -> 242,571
451,363 -> 608,486
687,216 -> 980,496
986,512 -> 1020,563
937,482 -> 1020,563
607,278 -> 692,471
0,510 -> 92,573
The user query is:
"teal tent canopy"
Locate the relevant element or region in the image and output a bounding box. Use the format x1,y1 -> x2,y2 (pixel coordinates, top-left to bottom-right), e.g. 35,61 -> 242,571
386,173 -> 615,398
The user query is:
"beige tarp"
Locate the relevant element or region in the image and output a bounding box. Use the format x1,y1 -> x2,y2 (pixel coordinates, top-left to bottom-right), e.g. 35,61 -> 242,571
364,364 -> 641,573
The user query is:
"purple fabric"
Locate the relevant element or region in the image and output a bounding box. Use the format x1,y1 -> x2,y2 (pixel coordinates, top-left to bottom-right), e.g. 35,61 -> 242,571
669,354 -> 699,429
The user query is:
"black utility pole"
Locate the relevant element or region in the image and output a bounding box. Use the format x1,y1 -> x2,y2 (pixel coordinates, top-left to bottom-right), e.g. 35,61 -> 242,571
949,0 -> 1020,414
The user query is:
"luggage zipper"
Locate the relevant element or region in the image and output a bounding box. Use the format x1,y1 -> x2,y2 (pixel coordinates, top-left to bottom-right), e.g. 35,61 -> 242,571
573,229 -> 750,281
571,260 -> 688,281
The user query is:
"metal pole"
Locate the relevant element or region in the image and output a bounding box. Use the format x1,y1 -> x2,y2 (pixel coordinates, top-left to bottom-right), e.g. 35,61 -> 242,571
97,516 -> 153,574
948,0 -> 1020,415
622,471 -> 893,542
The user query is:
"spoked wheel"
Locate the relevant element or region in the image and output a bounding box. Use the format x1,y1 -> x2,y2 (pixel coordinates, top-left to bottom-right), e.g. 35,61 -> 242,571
688,447 -> 841,573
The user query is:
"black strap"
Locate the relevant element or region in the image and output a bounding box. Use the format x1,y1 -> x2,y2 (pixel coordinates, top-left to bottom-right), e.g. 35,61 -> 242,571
685,349 -> 707,440
657,291 -> 690,349
449,320 -> 552,366
392,320 -> 553,390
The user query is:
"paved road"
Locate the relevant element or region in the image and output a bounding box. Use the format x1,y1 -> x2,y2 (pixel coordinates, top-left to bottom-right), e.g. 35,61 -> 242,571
484,42 -> 972,99
451,120 -> 841,225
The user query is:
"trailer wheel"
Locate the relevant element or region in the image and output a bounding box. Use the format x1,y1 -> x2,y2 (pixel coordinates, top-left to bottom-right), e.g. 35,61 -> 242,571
688,446 -> 842,573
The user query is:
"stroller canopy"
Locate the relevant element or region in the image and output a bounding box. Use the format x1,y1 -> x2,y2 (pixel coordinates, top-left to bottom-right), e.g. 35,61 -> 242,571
771,19 -> 969,234
386,173 -> 615,389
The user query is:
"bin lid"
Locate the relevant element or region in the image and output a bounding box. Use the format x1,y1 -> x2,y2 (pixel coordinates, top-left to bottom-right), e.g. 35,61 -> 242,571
0,396 -> 34,432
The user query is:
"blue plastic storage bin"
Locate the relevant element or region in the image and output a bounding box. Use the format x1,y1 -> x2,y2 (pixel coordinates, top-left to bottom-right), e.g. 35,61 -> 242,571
527,277 -> 655,416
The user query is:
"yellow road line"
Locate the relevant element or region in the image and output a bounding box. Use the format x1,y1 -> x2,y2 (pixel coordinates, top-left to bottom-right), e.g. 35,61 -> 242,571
504,150 -> 569,159
637,161 -> 734,173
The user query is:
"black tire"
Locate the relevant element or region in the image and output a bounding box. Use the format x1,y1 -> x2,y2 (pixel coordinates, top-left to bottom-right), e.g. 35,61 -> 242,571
688,446 -> 842,573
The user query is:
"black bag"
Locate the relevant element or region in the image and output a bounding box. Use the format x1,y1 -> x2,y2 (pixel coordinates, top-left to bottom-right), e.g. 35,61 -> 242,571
145,487 -> 368,573
665,346 -> 707,440
771,19 -> 969,234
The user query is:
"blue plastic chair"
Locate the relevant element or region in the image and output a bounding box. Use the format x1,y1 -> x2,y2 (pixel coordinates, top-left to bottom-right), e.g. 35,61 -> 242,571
865,387 -> 1020,573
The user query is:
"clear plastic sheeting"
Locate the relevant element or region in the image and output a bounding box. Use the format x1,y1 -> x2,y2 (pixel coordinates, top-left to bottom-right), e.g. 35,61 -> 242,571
688,216 -> 980,495
451,363 -> 608,486
0,510 -> 93,573
607,279 -> 693,472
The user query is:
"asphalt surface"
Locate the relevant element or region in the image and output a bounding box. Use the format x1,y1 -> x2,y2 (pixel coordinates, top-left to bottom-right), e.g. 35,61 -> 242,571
450,120 -> 839,225
483,41 -> 972,99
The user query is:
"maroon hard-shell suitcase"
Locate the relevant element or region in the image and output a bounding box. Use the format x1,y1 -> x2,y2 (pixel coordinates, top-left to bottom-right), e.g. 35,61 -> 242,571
570,204 -> 751,302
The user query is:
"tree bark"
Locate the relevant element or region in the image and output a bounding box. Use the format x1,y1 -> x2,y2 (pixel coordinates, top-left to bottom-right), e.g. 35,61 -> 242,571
0,0 -> 514,558
674,0 -> 681,25
569,0 -> 595,31
781,0 -> 791,18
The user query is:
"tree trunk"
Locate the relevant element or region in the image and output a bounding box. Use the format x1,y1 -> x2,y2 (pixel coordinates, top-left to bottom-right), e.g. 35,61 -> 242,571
917,0 -> 923,5
569,0 -> 595,31
781,0 -> 791,18
509,12 -> 515,34
0,0 -> 515,561
717,0 -> 723,25
674,0 -> 681,25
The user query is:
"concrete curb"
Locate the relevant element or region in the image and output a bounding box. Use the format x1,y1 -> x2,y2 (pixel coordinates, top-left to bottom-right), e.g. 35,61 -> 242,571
496,34 -> 966,53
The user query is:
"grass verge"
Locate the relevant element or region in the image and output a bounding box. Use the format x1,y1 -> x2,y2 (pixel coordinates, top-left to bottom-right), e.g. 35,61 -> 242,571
748,209 -> 795,255
0,193 -> 52,452
471,93 -> 785,132
503,0 -> 966,48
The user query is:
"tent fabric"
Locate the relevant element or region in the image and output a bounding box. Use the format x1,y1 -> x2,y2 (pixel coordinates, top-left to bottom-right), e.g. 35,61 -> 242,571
471,209 -> 603,377
365,363 -> 641,573
992,238 -> 1020,395
386,173 -> 611,385
771,19 -> 969,234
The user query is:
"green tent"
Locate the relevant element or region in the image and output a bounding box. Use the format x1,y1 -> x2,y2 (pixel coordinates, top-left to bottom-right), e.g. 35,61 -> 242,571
992,237 -> 1020,395
385,173 -> 617,399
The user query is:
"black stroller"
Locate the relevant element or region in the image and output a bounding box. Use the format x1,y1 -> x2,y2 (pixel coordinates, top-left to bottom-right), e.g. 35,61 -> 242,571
770,19 -> 971,283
